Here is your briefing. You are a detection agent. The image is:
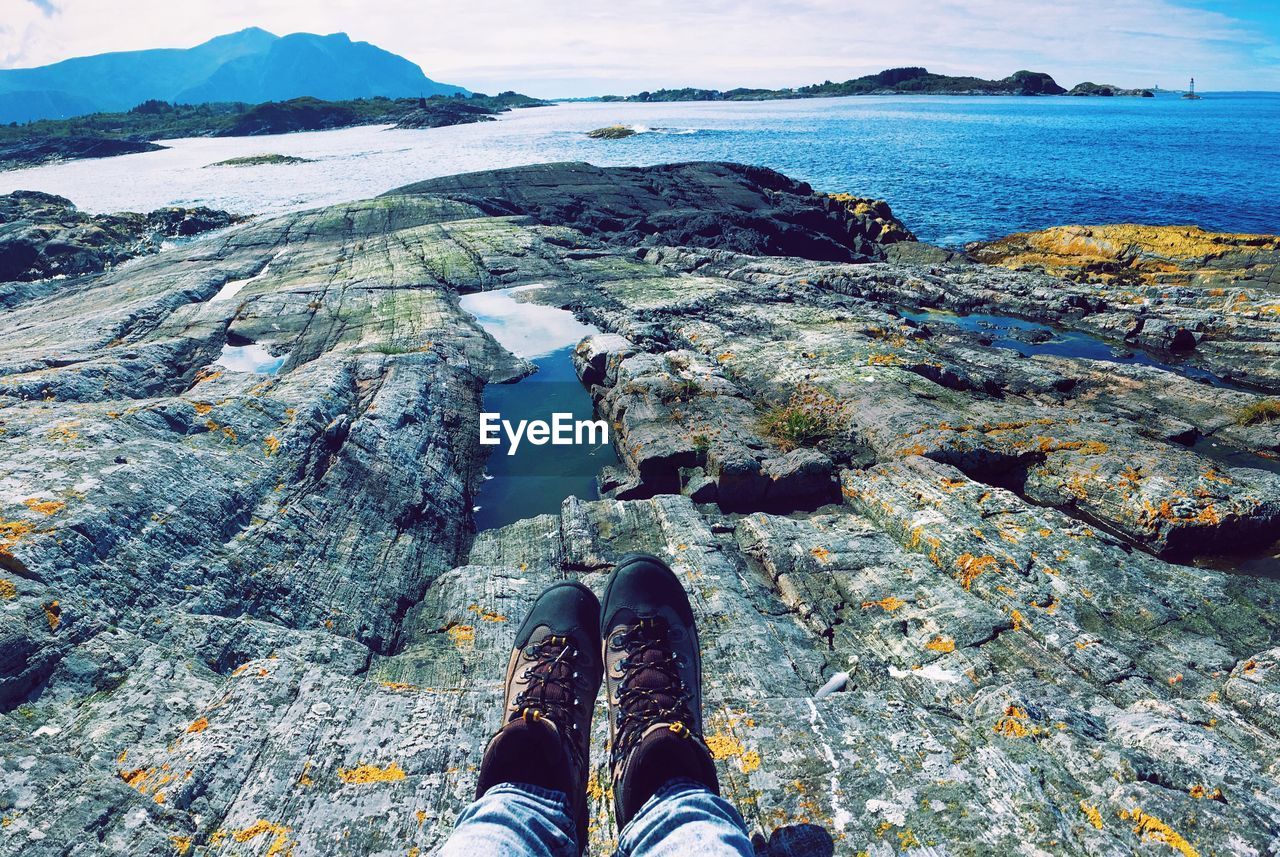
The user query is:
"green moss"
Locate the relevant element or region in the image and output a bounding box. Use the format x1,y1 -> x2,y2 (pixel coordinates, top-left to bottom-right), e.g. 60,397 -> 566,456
1236,399 -> 1280,426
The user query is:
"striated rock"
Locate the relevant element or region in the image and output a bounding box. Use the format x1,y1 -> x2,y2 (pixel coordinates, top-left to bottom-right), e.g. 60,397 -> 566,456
3,163 -> 1279,856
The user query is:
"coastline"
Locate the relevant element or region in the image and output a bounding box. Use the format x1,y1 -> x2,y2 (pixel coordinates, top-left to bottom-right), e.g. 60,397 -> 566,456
1,161 -> 1277,855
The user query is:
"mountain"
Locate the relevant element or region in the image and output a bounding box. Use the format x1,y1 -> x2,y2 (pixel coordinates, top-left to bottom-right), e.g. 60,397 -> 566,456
0,28 -> 467,124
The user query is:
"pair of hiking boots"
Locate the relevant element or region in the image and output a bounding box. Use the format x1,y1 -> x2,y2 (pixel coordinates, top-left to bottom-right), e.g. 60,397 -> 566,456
474,552 -> 719,852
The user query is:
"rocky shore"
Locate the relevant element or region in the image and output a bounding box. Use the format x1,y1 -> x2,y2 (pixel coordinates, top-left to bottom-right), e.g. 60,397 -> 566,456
1,162 -> 1278,856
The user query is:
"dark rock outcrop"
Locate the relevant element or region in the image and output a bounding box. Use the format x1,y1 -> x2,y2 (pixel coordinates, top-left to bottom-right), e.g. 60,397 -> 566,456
389,161 -> 918,262
0,136 -> 165,172
0,190 -> 242,293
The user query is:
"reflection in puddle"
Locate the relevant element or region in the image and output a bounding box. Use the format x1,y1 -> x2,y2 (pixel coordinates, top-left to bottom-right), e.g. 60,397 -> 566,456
460,285 -> 596,359
460,286 -> 621,530
216,342 -> 286,374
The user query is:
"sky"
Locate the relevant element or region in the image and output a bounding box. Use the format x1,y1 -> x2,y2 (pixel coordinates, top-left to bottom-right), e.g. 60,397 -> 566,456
2,0 -> 1278,97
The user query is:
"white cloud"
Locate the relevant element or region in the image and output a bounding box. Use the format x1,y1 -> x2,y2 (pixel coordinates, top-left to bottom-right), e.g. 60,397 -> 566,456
1,0 -> 1273,95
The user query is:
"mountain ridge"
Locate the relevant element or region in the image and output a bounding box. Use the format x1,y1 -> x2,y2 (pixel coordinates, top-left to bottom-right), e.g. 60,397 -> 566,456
0,28 -> 467,123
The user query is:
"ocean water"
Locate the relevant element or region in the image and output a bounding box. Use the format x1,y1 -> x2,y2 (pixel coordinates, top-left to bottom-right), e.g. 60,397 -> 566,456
3,92 -> 1277,245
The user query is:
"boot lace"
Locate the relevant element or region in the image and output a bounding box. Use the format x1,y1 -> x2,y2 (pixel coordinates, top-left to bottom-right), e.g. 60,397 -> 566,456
611,617 -> 695,763
512,635 -> 586,761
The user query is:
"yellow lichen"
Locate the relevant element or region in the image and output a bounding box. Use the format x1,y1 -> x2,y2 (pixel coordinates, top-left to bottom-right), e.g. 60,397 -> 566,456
170,835 -> 193,855
22,498 -> 65,516
738,750 -> 761,774
44,600 -> 61,632
993,705 -> 1033,739
446,624 -> 475,648
232,820 -> 294,857
1079,801 -> 1104,830
337,761 -> 407,785
467,604 -> 508,623
0,519 -> 37,555
1118,807 -> 1198,857
954,553 -> 997,590
925,636 -> 956,653
0,579 -> 16,599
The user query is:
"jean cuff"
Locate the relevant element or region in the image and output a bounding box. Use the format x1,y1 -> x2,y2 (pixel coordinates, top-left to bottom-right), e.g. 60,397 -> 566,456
485,781 -> 573,809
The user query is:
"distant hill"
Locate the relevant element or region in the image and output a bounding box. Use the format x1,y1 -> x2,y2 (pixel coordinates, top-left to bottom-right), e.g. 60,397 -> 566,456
0,28 -> 468,124
602,67 -> 1071,102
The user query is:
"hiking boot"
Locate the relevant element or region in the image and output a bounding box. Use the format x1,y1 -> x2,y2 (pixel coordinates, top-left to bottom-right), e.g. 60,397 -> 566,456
475,580 -> 603,853
600,552 -> 719,828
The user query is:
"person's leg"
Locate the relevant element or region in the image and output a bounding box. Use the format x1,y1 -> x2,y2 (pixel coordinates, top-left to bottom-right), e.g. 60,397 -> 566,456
616,779 -> 754,857
438,782 -> 577,857
440,580 -> 604,856
600,553 -> 754,857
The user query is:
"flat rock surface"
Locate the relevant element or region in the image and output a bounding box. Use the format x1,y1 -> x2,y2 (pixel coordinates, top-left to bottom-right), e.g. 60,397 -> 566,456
2,162 -> 1279,856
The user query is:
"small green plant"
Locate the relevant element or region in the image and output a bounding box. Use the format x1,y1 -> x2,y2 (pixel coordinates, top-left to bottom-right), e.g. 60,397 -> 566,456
759,384 -> 845,451
1236,399 -> 1280,426
661,377 -> 701,402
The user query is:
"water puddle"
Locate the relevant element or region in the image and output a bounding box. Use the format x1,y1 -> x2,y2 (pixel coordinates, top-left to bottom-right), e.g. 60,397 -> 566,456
209,253 -> 280,303
897,307 -> 1229,387
460,286 -> 621,531
215,341 -> 286,374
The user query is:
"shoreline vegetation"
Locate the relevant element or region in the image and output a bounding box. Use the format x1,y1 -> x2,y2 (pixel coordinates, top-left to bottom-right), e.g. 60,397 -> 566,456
599,66 -> 1155,101
0,91 -> 547,171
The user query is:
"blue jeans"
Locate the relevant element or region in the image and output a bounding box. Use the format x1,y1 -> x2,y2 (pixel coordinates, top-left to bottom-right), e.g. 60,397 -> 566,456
439,778 -> 754,856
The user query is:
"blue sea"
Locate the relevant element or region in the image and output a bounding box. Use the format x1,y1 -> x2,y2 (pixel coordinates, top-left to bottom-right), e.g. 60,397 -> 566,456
3,92 -> 1276,244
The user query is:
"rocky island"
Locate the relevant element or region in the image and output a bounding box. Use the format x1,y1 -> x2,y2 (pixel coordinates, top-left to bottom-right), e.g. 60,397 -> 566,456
603,67 -> 1159,101
1,161 -> 1278,856
0,92 -> 546,172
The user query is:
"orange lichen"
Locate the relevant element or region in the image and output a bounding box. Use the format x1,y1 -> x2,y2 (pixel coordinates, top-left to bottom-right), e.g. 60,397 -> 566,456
867,353 -> 900,366
186,717 -> 209,734
1079,801 -> 1104,830
192,402 -> 214,416
925,636 -> 956,653
861,596 -> 906,612
1118,807 -> 1198,857
1188,785 -> 1222,800
380,681 -> 418,692
993,705 -> 1033,739
810,547 -> 832,563
446,624 -> 475,648
44,600 -> 61,632
232,820 -> 294,857
1010,609 -> 1027,631
467,604 -> 508,623
0,579 -> 16,599
22,498 -> 65,516
0,519 -> 36,555
337,762 -> 407,785
954,553 -> 997,590
263,434 -> 281,456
